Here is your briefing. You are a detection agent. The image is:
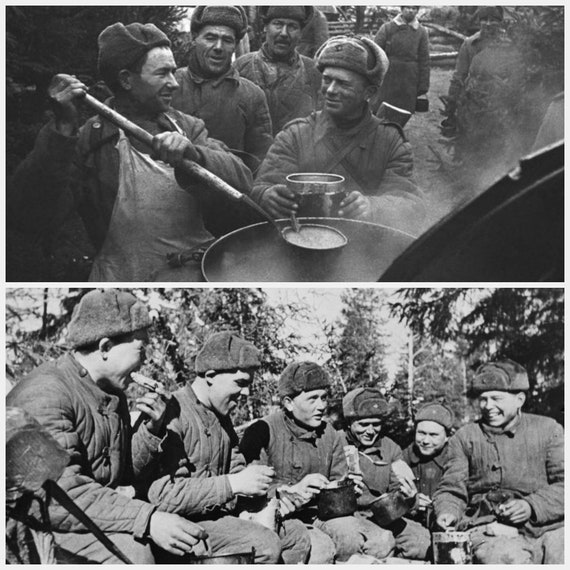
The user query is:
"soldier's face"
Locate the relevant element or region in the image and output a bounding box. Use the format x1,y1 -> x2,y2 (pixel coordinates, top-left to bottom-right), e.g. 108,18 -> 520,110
479,16 -> 502,38
206,369 -> 252,416
349,418 -> 382,447
478,390 -> 525,427
194,25 -> 236,76
284,388 -> 328,428
322,67 -> 376,121
265,18 -> 301,58
127,47 -> 179,114
401,7 -> 419,22
415,420 -> 448,457
103,329 -> 149,390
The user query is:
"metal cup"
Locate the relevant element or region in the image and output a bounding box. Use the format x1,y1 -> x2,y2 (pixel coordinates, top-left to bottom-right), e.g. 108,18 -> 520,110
286,173 -> 345,218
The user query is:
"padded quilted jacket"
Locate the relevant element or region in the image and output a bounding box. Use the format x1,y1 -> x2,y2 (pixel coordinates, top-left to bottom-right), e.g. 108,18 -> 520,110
147,384 -> 244,519
6,353 -> 158,537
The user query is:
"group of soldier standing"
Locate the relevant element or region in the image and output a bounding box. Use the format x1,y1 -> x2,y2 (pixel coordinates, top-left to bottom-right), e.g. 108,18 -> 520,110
7,290 -> 564,564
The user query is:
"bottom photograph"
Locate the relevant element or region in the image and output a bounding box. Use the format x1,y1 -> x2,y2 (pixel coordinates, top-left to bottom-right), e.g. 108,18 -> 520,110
5,287 -> 564,565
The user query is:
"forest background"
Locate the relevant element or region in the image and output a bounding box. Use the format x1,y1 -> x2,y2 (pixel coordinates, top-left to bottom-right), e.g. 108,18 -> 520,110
6,288 -> 564,447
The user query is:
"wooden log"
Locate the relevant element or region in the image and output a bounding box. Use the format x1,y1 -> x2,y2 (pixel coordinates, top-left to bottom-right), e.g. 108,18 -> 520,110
423,22 -> 467,42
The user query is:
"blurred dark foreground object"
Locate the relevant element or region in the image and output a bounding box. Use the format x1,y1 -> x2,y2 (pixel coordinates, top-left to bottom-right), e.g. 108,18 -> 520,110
380,142 -> 564,282
6,407 -> 133,564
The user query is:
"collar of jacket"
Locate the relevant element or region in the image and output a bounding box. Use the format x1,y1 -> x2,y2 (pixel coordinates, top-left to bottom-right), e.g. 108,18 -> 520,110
260,42 -> 300,66
406,442 -> 448,469
282,409 -> 326,441
479,412 -> 523,438
315,105 -> 375,143
65,352 -> 120,412
394,13 -> 420,30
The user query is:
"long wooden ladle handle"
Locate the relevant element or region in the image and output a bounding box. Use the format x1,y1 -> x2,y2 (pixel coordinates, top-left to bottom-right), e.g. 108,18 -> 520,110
82,93 -> 244,201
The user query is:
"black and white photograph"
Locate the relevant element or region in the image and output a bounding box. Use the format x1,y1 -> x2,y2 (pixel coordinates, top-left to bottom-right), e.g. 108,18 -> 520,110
5,287 -> 564,564
5,5 -> 564,282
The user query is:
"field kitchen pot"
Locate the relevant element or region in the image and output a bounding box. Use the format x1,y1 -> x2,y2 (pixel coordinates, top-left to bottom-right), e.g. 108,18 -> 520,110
369,491 -> 415,526
317,479 -> 357,521
200,218 -> 415,282
286,173 -> 346,218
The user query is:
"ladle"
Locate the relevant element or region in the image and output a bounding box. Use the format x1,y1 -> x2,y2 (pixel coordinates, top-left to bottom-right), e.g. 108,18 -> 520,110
82,93 -> 348,252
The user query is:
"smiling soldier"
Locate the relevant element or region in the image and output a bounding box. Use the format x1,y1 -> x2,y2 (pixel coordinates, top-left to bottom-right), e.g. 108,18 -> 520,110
235,6 -> 322,136
146,332 -> 310,564
172,6 -> 272,177
6,289 -> 207,563
240,362 -> 382,563
8,22 -> 252,282
251,35 -> 424,235
434,360 -> 564,564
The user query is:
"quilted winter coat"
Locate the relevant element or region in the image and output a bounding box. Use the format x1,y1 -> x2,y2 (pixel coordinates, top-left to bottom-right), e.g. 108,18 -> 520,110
6,353 -> 159,537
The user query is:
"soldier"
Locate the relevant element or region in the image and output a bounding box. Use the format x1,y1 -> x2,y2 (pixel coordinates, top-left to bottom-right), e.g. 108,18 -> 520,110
6,289 -> 206,563
240,362 -> 393,563
8,22 -> 252,281
146,332 -> 310,564
251,35 -> 424,235
434,359 -> 564,563
172,6 -> 273,176
235,6 -> 322,135
374,6 -> 430,115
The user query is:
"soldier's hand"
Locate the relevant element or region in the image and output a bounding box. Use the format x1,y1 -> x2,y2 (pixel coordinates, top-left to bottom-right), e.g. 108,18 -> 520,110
152,132 -> 200,167
436,512 -> 457,529
136,391 -> 167,436
260,184 -> 298,218
338,191 -> 371,220
277,485 -> 311,515
149,512 -> 207,556
228,464 -> 275,497
292,473 -> 329,497
416,492 -> 433,510
497,499 -> 532,525
347,472 -> 366,496
48,74 -> 87,135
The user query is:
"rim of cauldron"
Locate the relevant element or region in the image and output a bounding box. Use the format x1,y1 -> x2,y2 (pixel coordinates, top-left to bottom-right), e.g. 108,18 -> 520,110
201,218 -> 417,282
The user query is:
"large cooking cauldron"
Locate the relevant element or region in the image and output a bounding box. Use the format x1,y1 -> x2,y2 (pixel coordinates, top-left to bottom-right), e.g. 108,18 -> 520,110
201,218 -> 415,282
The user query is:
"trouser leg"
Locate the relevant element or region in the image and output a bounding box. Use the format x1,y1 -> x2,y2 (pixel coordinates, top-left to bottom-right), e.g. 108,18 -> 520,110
199,516 -> 282,564
469,526 -> 534,564
53,531 -> 154,564
534,526 -> 564,564
279,518 -> 311,564
307,525 -> 336,563
315,514 -> 395,562
393,517 -> 431,560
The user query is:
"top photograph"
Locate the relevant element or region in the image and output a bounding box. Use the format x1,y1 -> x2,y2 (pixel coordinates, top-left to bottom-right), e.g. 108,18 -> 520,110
6,5 -> 564,283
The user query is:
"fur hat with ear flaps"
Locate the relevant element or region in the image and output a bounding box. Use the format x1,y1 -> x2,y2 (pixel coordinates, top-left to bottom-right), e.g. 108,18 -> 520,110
316,35 -> 389,87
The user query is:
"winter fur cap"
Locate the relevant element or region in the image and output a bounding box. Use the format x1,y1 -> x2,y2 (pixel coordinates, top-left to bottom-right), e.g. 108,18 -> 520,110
279,361 -> 330,398
195,332 -> 260,375
475,6 -> 504,21
316,35 -> 389,86
98,22 -> 171,88
67,289 -> 150,349
260,6 -> 314,28
415,402 -> 454,430
191,6 -> 248,41
343,387 -> 388,421
471,359 -> 529,394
